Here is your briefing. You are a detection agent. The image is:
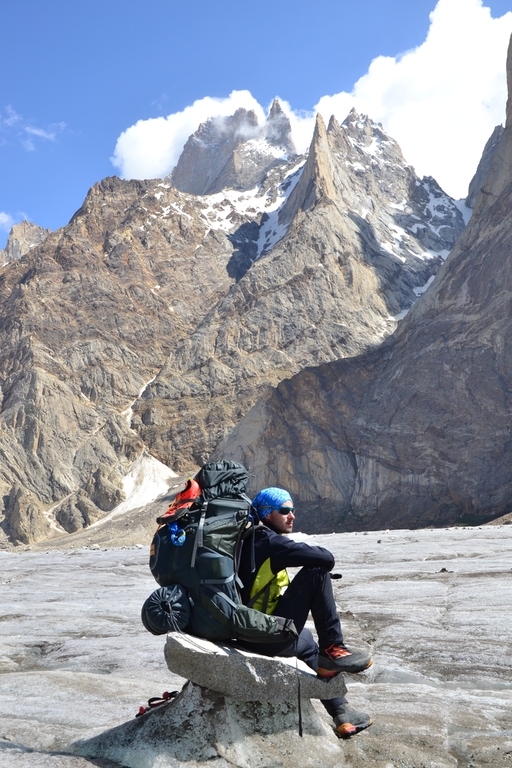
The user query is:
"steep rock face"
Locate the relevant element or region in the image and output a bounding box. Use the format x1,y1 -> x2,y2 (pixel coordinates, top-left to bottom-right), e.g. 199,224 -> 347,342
171,100 -> 296,195
466,125 -> 504,208
218,37 -> 512,532
135,112 -> 465,470
471,38 -> 512,220
0,220 -> 51,263
0,176 -> 259,545
3,484 -> 51,544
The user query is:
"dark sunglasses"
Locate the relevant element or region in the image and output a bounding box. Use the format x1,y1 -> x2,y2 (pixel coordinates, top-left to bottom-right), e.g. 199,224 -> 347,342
259,505 -> 295,515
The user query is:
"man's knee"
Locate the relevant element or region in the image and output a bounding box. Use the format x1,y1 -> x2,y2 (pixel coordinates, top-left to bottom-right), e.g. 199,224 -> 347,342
298,565 -> 331,578
296,627 -> 319,669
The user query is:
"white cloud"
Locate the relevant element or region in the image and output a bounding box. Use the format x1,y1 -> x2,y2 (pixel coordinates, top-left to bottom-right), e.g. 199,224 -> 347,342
0,212 -> 15,232
0,106 -> 65,151
111,91 -> 266,179
22,126 -> 59,151
112,0 -> 512,199
272,100 -> 315,155
25,126 -> 57,140
3,106 -> 22,128
315,0 -> 512,198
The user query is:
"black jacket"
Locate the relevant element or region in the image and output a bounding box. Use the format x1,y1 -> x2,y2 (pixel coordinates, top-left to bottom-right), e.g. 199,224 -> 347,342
238,523 -> 334,611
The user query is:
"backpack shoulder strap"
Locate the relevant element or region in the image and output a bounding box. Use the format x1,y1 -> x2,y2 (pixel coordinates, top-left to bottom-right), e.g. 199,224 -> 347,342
190,503 -> 208,569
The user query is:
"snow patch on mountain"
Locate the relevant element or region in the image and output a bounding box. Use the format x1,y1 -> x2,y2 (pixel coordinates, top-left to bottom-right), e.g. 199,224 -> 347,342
88,452 -> 177,527
454,198 -> 473,224
239,137 -> 292,161
121,376 -> 156,429
199,187 -> 272,232
193,159 -> 306,256
256,161 -> 305,257
413,275 -> 435,296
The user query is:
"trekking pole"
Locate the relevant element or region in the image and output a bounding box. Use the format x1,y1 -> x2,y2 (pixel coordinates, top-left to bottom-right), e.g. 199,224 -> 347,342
295,639 -> 303,737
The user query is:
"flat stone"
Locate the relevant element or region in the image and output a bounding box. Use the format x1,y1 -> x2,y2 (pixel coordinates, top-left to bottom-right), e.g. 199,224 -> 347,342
164,631 -> 347,701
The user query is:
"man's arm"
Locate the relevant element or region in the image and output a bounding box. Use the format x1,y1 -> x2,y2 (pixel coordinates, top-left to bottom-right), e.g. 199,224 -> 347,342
265,529 -> 335,572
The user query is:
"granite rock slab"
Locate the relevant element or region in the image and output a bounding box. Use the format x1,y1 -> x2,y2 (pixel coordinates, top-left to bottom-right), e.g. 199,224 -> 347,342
164,630 -> 347,701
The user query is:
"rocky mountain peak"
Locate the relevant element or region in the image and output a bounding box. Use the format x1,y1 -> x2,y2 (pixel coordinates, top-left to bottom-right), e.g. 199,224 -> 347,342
338,109 -> 405,167
0,220 -> 51,264
231,107 -> 260,131
342,108 -> 385,139
280,108 -> 463,262
262,99 -> 296,152
268,98 -> 284,118
277,113 -> 335,226
171,101 -> 296,196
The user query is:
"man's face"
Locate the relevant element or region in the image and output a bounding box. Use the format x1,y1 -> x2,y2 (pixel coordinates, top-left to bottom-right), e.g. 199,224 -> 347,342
266,500 -> 295,533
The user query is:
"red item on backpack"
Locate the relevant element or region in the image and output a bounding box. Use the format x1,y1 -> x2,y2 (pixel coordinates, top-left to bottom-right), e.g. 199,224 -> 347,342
156,478 -> 202,524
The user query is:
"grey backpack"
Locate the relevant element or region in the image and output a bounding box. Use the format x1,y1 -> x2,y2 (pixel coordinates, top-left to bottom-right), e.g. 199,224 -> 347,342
143,460 -> 297,644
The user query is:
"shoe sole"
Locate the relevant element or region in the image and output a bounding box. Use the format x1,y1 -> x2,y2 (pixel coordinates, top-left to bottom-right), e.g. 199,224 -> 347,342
336,718 -> 372,738
317,659 -> 373,678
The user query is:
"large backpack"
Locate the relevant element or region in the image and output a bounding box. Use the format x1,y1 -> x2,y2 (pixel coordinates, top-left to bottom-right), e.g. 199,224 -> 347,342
144,460 -> 297,645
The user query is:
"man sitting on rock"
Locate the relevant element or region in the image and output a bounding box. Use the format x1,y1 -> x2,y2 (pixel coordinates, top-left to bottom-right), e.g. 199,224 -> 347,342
238,486 -> 372,738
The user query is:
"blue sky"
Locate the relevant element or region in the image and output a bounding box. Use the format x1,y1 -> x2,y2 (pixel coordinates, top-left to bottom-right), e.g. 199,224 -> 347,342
1,0 -> 512,248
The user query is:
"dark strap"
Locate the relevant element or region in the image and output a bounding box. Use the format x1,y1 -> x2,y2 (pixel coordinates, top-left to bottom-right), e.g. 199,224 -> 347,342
247,583 -> 271,614
298,673 -> 303,737
199,592 -> 231,625
213,592 -> 238,609
200,573 -> 236,586
296,636 -> 303,737
190,505 -> 207,568
250,524 -> 256,573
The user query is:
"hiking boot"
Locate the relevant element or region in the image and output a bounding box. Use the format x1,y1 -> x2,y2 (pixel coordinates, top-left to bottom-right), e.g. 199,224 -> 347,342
333,706 -> 372,737
317,644 -> 372,677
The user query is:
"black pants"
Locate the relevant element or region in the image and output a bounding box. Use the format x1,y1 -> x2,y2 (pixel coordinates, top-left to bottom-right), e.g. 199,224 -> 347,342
240,566 -> 347,716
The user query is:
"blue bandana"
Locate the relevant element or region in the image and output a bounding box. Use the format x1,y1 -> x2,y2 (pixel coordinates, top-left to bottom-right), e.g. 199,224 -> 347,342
252,487 -> 293,519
